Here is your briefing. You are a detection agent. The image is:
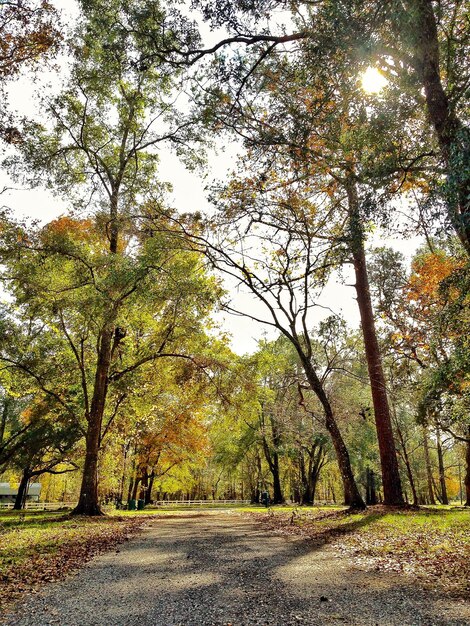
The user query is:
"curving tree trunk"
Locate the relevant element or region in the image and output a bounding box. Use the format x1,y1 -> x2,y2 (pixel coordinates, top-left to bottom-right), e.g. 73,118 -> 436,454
298,351 -> 365,509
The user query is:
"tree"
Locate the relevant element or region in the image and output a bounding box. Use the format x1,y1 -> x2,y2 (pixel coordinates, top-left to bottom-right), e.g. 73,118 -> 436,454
0,0 -> 60,142
0,0 -> 59,78
0,211 -> 222,514
369,243 -> 470,504
188,25 -> 407,502
383,1 -> 470,253
10,399 -> 80,510
184,196 -> 365,507
1,0 -> 223,515
0,386 -> 30,472
120,353 -> 220,505
0,371 -> 80,509
184,1 -> 469,255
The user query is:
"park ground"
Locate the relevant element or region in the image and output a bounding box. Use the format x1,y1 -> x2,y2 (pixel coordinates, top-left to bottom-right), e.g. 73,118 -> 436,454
0,505 -> 469,624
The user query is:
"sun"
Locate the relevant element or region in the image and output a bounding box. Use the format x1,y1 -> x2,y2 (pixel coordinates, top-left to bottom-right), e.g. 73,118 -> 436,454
361,67 -> 388,94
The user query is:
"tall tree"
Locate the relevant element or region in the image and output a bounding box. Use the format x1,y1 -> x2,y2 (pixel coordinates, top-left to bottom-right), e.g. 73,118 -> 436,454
188,23 -> 407,502
184,192 -> 365,508
1,0 -> 222,515
185,1 -> 469,254
369,243 -> 470,505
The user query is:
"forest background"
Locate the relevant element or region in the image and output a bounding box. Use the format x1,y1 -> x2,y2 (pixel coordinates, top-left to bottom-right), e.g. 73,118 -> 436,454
0,0 -> 468,515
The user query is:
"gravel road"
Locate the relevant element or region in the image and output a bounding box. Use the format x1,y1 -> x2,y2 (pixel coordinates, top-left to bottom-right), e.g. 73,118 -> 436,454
2,512 -> 469,626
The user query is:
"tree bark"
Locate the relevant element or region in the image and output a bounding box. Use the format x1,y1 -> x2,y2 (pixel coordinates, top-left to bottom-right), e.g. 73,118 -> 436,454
395,421 -> 418,506
366,468 -> 378,505
435,425 -> 449,505
422,425 -> 436,504
118,443 -> 128,505
261,425 -> 284,504
299,453 -> 309,504
72,325 -> 115,516
303,443 -> 325,504
465,434 -> 470,507
269,412 -> 284,504
346,178 -> 404,506
13,469 -> 30,510
298,351 -> 365,509
139,466 -> 149,501
406,0 -> 470,254
132,474 -> 141,501
146,471 -> 155,505
0,396 -> 10,444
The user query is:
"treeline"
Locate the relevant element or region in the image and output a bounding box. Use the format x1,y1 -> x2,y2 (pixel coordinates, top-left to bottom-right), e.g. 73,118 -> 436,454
0,0 -> 468,513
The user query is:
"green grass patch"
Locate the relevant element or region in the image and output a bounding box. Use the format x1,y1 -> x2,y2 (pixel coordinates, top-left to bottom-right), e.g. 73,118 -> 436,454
0,509 -> 149,612
252,505 -> 470,596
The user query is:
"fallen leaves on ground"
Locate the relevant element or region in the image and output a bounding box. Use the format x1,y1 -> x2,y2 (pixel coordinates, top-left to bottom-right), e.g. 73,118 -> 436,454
248,506 -> 470,598
0,512 -> 152,613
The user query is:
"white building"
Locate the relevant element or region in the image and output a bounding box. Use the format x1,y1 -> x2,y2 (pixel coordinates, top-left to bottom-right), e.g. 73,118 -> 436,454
0,482 -> 41,503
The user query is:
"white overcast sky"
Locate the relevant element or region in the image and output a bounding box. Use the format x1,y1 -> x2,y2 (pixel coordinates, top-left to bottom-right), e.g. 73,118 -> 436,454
0,0 -> 422,355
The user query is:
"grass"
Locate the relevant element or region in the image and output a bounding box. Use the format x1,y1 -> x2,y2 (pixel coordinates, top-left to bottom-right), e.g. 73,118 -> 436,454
252,505 -> 470,596
0,509 -> 150,612
2,504 -> 468,612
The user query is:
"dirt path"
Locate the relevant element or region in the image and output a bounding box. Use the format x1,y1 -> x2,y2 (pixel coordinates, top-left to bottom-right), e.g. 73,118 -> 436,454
2,512 -> 469,625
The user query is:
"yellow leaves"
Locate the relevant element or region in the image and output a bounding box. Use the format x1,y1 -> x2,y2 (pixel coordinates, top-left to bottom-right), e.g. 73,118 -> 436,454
298,87 -> 337,117
45,216 -> 93,237
400,178 -> 430,195
20,406 -> 33,424
407,251 -> 461,308
264,69 -> 281,92
42,217 -> 96,247
306,133 -> 327,154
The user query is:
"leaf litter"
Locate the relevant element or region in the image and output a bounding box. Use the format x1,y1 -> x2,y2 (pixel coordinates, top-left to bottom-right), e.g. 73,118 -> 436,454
248,505 -> 470,598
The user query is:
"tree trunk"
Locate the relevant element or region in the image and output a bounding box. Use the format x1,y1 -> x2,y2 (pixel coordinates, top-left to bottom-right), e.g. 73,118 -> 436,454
72,325 -> 115,516
261,434 -> 284,504
146,472 -> 155,505
346,178 -> 404,506
13,469 -> 30,510
132,475 -> 141,501
269,412 -> 284,504
422,425 -> 436,504
405,0 -> 470,254
251,453 -> 262,503
299,453 -> 310,504
329,480 -> 337,504
435,425 -> 449,505
0,396 -> 10,444
366,468 -> 378,505
118,443 -> 128,505
464,435 -> 470,507
139,466 -> 149,501
298,352 -> 365,509
271,456 -> 283,504
127,478 -> 134,504
395,421 -> 418,506
307,443 -> 325,504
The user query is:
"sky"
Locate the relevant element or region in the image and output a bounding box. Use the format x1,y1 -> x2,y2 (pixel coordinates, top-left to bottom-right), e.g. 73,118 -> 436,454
0,0 -> 423,355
